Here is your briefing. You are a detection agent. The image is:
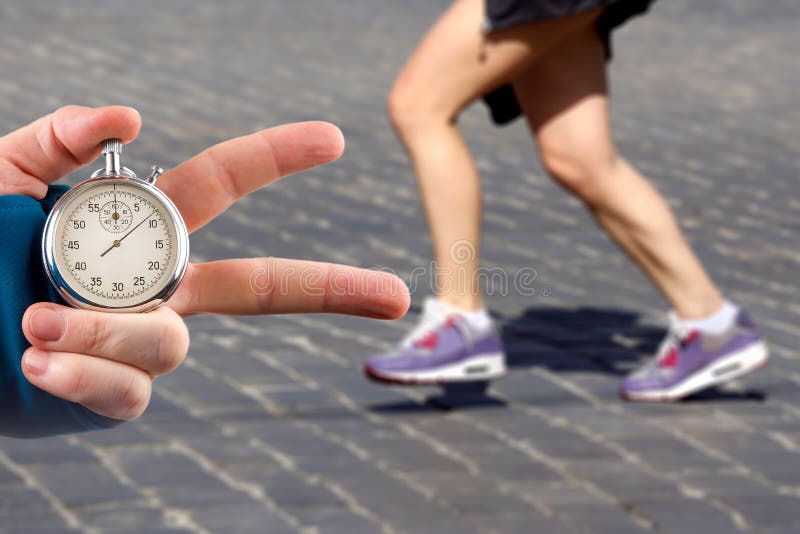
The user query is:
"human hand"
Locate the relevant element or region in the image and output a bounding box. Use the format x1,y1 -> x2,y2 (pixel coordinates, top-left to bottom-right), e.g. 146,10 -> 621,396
4,105 -> 409,422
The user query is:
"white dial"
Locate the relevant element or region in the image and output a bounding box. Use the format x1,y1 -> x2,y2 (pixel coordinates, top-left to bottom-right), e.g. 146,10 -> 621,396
50,180 -> 182,309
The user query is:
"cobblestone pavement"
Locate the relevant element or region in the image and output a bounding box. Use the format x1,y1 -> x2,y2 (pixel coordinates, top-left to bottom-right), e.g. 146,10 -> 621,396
1,1 -> 799,532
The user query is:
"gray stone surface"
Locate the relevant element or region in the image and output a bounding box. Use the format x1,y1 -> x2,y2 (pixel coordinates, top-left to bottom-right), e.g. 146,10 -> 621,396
0,0 -> 798,532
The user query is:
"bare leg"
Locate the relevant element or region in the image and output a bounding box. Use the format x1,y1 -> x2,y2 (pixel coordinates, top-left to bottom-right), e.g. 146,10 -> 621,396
513,26 -> 724,319
388,0 -> 602,310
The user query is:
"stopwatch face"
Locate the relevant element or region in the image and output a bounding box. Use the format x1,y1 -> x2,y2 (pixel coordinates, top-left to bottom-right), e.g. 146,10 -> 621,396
44,178 -> 188,311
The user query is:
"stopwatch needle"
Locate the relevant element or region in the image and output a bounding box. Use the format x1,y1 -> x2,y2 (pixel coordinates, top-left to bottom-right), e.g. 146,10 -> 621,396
113,183 -> 119,220
100,210 -> 155,258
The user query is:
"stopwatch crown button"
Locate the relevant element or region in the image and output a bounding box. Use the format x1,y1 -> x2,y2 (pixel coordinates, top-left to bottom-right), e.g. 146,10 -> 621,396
101,139 -> 122,155
101,139 -> 123,176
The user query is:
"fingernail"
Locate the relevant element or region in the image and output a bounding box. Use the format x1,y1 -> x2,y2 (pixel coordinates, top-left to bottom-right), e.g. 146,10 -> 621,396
29,308 -> 66,341
23,349 -> 50,376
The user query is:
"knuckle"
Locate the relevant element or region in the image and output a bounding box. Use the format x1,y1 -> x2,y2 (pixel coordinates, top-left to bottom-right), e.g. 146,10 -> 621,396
118,372 -> 151,420
54,104 -> 81,116
152,311 -> 189,375
205,146 -> 242,201
64,361 -> 91,402
81,314 -> 109,355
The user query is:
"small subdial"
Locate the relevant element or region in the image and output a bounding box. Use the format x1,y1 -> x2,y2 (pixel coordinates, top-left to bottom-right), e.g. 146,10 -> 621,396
99,200 -> 133,233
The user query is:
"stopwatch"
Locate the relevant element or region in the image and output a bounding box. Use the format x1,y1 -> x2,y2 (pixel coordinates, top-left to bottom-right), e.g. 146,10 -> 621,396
42,139 -> 189,313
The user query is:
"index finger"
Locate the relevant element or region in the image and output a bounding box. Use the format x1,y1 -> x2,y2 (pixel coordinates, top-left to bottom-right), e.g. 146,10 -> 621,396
157,121 -> 345,233
166,258 -> 410,320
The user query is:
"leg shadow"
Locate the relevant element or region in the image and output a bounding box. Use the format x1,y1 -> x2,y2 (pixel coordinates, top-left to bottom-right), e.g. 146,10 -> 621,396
500,306 -> 662,376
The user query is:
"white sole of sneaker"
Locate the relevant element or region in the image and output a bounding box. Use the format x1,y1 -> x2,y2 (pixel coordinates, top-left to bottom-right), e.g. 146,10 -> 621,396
366,352 -> 506,385
623,341 -> 769,402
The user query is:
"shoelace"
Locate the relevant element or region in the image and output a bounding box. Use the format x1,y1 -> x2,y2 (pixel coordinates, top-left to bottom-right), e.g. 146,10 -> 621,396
400,311 -> 448,347
410,315 -> 475,352
653,323 -> 698,369
413,314 -> 477,350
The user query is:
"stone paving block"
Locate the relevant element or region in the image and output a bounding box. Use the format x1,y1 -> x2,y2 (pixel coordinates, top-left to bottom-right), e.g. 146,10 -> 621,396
611,432 -> 731,474
141,415 -> 224,442
139,391 -> 191,421
434,486 -> 540,518
564,460 -> 679,501
239,470 -> 346,509
475,512 -> 574,533
288,506 -> 379,533
190,502 -> 296,534
26,462 -> 141,508
156,366 -> 264,414
150,484 -> 256,510
2,523 -> 79,534
175,436 -> 282,472
0,436 -> 94,465
185,352 -> 287,389
577,519 -> 649,534
721,495 -> 800,530
677,471 -> 774,499
0,461 -> 21,485
312,419 -> 469,475
77,422 -> 167,449
112,448 -> 257,510
304,467 -> 479,533
0,486 -> 57,517
114,449 -> 219,487
547,502 -> 649,534
628,496 -> 745,533
78,504 -> 167,532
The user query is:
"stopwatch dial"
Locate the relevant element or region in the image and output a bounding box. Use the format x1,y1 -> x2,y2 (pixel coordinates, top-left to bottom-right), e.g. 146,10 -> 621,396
54,181 -> 180,308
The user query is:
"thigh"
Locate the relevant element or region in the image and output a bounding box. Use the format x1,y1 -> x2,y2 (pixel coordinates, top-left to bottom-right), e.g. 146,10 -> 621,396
512,23 -> 616,169
393,0 -> 604,119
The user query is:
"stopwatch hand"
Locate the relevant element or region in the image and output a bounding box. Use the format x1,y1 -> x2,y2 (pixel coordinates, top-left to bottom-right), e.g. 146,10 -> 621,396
100,210 -> 155,258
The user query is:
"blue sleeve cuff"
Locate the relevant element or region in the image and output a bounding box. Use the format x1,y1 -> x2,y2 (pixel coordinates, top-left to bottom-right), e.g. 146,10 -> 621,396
0,186 -> 124,438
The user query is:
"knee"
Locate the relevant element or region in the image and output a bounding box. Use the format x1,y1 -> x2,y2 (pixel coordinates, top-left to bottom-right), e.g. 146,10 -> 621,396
386,82 -> 427,138
387,77 -> 451,140
538,138 -> 619,205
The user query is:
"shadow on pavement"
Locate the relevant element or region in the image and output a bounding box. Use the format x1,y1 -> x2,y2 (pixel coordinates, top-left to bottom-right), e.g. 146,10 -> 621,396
370,380 -> 508,413
500,306 -> 662,376
683,387 -> 767,403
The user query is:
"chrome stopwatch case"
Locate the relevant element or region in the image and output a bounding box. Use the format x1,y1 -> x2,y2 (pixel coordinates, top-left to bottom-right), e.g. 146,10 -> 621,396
42,139 -> 189,313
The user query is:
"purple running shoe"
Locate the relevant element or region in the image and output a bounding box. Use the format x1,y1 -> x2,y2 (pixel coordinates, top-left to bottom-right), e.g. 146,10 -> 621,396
621,310 -> 769,402
364,305 -> 506,385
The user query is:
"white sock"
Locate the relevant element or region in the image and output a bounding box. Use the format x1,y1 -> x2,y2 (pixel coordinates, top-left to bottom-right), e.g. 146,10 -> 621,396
460,308 -> 493,332
427,298 -> 494,333
676,300 -> 739,336
428,298 -> 493,332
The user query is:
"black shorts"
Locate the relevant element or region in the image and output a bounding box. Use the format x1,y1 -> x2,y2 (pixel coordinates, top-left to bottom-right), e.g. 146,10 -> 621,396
482,0 -> 654,125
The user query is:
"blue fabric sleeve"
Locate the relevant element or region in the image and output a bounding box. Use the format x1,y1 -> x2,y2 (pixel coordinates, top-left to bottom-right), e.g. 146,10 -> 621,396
0,185 -> 124,438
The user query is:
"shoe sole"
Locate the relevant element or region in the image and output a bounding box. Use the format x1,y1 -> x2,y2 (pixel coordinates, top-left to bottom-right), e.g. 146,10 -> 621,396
364,352 -> 506,386
621,341 -> 769,402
